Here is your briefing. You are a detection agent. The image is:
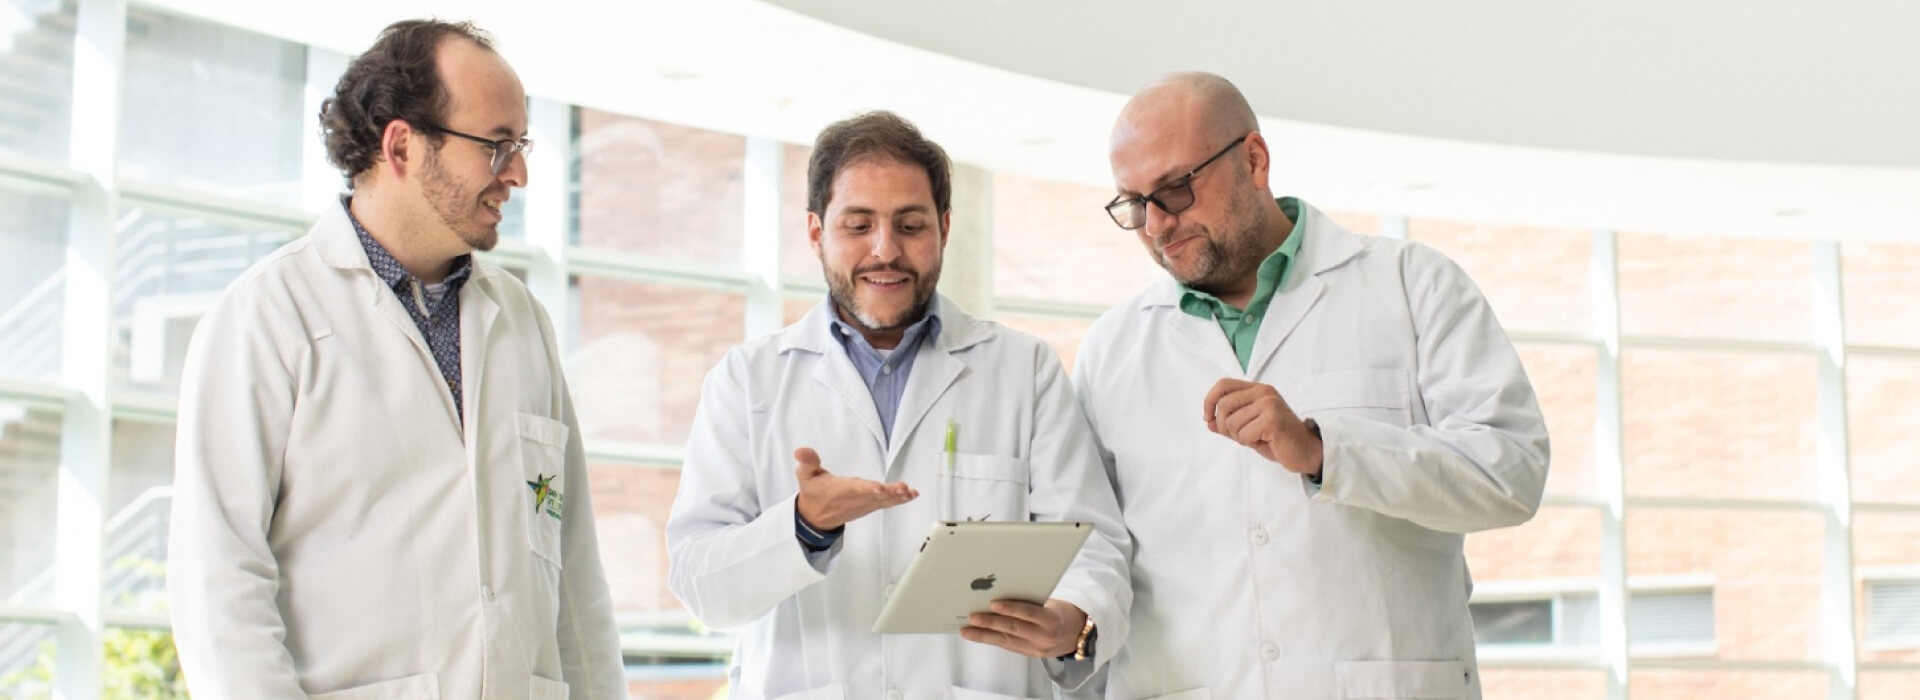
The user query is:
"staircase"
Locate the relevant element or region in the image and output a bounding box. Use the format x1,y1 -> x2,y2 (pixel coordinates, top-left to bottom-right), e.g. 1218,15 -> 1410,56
0,0 -> 76,158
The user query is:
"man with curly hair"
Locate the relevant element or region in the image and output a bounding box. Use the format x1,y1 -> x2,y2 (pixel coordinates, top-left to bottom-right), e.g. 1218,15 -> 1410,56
166,19 -> 623,700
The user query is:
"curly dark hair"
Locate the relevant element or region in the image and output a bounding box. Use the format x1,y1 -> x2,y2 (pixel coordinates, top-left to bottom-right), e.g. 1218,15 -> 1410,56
807,111 -> 952,220
318,19 -> 494,185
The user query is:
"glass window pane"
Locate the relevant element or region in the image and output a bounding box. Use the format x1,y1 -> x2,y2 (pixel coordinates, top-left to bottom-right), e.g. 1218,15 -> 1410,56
993,312 -> 1092,374
119,10 -> 305,207
0,621 -> 56,695
1518,343 -> 1596,497
1480,669 -> 1604,700
0,0 -> 75,162
1855,514 -> 1920,662
1621,349 -> 1817,501
1864,580 -> 1920,645
112,205 -> 300,397
991,172 -> 1166,307
1849,355 -> 1920,504
0,402 -> 60,607
1471,600 -> 1553,644
587,463 -> 731,694
1629,590 -> 1715,646
1409,218 -> 1591,334
104,418 -> 175,614
1618,232 -> 1813,343
782,294 -> 817,326
779,142 -> 816,282
1844,242 -> 1920,348
1627,509 -> 1822,661
0,187 -> 68,384
573,108 -> 743,267
570,278 -> 742,448
100,626 -> 188,697
1468,506 -> 1601,582
1629,670 -> 1826,699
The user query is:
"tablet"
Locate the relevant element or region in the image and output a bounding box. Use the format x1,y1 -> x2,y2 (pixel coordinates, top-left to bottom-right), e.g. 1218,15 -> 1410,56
871,521 -> 1092,634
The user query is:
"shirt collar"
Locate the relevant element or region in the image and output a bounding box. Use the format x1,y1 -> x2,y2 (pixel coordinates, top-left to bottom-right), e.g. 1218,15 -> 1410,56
343,196 -> 473,294
829,295 -> 944,359
1178,196 -> 1307,321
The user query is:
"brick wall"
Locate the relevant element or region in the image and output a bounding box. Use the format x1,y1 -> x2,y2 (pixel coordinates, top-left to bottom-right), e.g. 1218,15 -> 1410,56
576,108 -> 745,268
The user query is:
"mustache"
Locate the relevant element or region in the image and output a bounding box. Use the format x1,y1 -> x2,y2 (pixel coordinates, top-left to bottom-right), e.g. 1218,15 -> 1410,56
852,262 -> 919,279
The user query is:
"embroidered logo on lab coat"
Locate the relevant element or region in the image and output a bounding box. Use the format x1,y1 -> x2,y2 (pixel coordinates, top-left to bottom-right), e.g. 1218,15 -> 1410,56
527,474 -> 564,520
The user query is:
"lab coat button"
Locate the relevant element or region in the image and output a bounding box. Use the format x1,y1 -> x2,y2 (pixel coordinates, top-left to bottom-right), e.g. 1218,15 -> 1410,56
481,585 -> 494,601
1251,527 -> 1269,546
1261,642 -> 1279,660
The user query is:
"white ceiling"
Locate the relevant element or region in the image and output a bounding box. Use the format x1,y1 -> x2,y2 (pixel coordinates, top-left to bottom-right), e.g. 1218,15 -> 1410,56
150,0 -> 1919,242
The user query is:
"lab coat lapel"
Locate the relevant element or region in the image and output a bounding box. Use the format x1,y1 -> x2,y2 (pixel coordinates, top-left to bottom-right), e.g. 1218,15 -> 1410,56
1246,204 -> 1362,379
884,300 -> 989,479
794,306 -> 889,475
459,270 -> 503,447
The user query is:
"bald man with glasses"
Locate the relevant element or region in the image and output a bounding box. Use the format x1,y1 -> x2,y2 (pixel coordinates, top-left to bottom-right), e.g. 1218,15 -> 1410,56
1070,72 -> 1550,699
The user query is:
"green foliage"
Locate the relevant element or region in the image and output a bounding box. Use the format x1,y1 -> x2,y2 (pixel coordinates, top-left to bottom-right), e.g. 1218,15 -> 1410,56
0,627 -> 189,700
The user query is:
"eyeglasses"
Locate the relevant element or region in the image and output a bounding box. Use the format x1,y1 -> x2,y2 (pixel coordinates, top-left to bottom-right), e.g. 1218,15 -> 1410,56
414,122 -> 534,175
1104,135 -> 1247,230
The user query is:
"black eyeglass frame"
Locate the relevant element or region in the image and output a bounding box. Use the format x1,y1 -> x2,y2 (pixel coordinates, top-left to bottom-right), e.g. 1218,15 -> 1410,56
413,121 -> 534,175
1104,134 -> 1249,230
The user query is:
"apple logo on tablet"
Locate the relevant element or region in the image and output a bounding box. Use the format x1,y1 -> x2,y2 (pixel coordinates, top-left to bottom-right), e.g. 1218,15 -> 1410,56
970,575 -> 996,591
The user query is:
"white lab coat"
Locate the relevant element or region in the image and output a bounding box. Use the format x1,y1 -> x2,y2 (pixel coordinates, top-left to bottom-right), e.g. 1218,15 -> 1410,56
167,203 -> 624,700
1072,201 -> 1549,700
667,298 -> 1132,700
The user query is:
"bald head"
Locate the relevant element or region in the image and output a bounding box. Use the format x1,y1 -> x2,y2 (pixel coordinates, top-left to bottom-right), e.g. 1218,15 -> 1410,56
1108,72 -> 1284,305
1114,72 -> 1258,150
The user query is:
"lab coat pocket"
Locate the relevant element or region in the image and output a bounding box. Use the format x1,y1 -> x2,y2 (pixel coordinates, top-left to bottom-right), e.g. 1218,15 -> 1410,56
949,686 -> 1044,700
518,412 -> 569,569
309,673 -> 441,700
1293,368 -> 1411,428
936,454 -> 1030,523
1335,659 -> 1467,699
528,674 -> 569,700
768,683 -> 845,700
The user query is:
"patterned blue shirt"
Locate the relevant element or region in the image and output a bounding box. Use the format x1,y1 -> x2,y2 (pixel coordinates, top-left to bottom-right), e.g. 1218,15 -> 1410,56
344,199 -> 471,425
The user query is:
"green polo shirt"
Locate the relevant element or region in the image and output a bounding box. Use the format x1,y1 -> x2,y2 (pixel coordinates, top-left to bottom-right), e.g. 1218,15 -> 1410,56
1177,197 -> 1306,370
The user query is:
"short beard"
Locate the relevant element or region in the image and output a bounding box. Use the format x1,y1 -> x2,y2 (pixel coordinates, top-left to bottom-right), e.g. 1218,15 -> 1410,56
420,146 -> 499,253
1157,181 -> 1269,297
822,259 -> 939,334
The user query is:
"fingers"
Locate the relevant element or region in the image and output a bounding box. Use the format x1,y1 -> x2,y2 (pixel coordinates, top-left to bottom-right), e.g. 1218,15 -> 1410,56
960,618 -> 1046,657
1201,378 -> 1254,427
985,599 -> 1051,625
1230,410 -> 1282,447
869,480 -> 919,506
793,447 -> 825,481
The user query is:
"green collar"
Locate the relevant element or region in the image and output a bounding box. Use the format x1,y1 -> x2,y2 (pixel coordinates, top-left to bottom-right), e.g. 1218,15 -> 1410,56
1178,197 -> 1305,321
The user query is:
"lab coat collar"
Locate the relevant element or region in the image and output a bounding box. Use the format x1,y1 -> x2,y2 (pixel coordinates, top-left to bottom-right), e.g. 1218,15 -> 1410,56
1136,197 -> 1366,311
778,293 -> 991,357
